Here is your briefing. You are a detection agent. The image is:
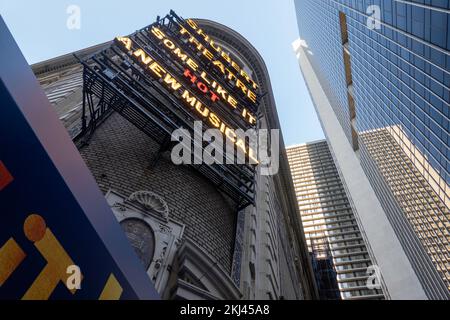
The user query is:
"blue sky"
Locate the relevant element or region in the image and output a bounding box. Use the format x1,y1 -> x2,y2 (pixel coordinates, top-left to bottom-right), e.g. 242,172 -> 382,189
0,0 -> 324,146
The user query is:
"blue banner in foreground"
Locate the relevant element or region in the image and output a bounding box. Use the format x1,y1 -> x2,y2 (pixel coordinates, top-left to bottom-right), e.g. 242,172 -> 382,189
0,16 -> 158,300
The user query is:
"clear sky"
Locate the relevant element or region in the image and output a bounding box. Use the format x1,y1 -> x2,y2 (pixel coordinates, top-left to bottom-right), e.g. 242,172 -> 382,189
0,0 -> 324,146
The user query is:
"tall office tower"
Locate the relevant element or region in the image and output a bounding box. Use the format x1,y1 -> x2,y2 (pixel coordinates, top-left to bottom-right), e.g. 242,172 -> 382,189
294,0 -> 450,299
287,141 -> 384,300
31,12 -> 317,300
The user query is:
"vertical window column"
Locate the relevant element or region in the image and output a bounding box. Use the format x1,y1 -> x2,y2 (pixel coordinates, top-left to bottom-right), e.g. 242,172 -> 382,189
339,11 -> 359,152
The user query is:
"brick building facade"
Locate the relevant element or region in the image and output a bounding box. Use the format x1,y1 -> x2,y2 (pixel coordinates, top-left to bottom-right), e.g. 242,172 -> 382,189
31,17 -> 317,300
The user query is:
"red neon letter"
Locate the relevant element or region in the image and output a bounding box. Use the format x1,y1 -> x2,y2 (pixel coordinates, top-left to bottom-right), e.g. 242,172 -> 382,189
183,69 -> 197,84
197,82 -> 209,93
210,91 -> 220,102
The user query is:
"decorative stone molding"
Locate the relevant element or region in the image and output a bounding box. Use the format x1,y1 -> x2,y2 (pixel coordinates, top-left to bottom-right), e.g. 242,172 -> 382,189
128,190 -> 170,222
106,189 -> 184,294
171,239 -> 242,300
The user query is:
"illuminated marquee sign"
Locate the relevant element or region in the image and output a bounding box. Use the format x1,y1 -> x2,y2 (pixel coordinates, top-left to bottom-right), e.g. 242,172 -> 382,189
114,35 -> 257,163
80,10 -> 261,208
145,26 -> 257,124
170,21 -> 258,103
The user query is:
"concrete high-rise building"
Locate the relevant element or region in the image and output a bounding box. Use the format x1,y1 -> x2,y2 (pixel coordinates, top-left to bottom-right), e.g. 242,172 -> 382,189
31,12 -> 317,300
287,141 -> 384,300
294,0 -> 450,299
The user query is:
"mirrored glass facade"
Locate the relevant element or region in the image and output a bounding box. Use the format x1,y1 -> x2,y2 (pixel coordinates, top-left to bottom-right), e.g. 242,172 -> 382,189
295,0 -> 450,299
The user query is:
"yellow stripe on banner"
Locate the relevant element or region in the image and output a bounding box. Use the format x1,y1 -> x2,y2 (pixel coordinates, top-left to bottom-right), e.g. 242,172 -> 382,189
22,216 -> 82,300
22,264 -> 59,300
0,238 -> 26,286
99,274 -> 123,300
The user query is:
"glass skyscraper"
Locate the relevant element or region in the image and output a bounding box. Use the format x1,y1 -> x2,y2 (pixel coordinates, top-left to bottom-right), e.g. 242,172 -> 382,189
287,141 -> 384,300
294,0 -> 450,299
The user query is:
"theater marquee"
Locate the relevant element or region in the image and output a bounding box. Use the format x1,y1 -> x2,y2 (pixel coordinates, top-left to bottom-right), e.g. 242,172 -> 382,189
79,11 -> 261,208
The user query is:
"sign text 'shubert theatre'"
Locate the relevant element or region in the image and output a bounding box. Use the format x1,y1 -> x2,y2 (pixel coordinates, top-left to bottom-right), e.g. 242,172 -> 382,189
80,11 -> 261,208
114,17 -> 261,163
0,16 -> 158,300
